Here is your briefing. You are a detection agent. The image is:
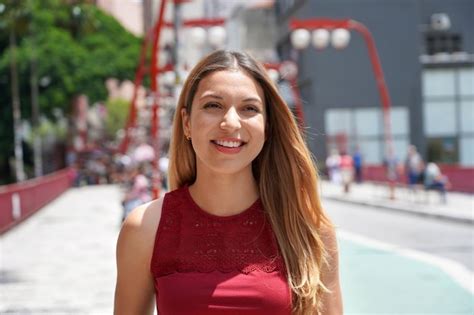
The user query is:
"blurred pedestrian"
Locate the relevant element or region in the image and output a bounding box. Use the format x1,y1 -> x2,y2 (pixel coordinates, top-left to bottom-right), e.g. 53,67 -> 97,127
352,148 -> 363,183
121,164 -> 152,221
340,150 -> 354,193
384,153 -> 401,200
114,50 -> 342,314
424,161 -> 451,203
326,149 -> 341,184
405,145 -> 424,189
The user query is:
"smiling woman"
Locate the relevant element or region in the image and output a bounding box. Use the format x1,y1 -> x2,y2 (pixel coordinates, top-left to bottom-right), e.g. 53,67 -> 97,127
114,50 -> 343,315
182,69 -> 266,178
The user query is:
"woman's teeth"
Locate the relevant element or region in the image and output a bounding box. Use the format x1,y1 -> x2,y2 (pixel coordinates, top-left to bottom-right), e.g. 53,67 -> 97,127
214,140 -> 242,148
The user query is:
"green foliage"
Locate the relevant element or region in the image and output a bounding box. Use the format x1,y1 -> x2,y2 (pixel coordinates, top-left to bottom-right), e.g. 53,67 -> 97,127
0,1 -> 141,118
105,98 -> 130,138
0,0 -> 141,181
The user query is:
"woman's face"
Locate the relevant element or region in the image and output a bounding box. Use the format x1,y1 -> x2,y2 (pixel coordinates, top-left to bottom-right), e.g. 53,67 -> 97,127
182,70 -> 266,177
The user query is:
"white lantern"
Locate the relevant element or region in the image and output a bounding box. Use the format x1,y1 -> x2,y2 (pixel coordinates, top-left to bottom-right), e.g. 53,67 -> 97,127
189,27 -> 207,47
163,71 -> 176,86
312,29 -> 330,50
162,29 -> 175,47
208,26 -> 227,48
267,68 -> 279,83
279,61 -> 298,81
290,29 -> 310,50
331,28 -> 350,50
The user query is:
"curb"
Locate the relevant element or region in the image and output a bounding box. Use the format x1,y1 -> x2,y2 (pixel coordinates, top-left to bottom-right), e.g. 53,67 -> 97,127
323,195 -> 474,225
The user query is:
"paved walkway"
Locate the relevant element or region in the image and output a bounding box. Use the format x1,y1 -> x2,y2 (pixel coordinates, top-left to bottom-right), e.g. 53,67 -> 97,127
0,185 -> 123,314
1,184 -> 472,314
320,180 -> 474,224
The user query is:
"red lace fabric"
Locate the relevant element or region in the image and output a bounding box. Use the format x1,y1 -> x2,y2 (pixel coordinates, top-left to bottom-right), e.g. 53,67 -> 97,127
150,186 -> 291,315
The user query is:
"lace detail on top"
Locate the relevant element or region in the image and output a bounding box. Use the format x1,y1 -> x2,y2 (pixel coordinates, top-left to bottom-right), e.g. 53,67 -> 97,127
151,186 -> 285,277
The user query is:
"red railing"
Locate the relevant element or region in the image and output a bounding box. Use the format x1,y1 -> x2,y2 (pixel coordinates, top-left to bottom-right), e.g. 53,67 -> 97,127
0,167 -> 75,235
363,164 -> 474,193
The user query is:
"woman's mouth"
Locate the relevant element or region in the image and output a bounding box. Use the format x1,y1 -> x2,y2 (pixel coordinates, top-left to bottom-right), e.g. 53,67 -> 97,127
211,139 -> 246,154
212,140 -> 245,148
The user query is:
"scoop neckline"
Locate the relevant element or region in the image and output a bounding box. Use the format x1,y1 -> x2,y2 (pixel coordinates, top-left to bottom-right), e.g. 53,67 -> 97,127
183,185 -> 261,220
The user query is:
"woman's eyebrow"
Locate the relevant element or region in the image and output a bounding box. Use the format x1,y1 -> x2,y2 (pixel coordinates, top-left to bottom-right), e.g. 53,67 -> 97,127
199,92 -> 223,100
242,97 -> 262,104
199,93 -> 262,104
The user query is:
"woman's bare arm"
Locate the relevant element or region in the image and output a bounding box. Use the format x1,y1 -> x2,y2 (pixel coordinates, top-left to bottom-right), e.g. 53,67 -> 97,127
320,226 -> 343,315
114,197 -> 163,315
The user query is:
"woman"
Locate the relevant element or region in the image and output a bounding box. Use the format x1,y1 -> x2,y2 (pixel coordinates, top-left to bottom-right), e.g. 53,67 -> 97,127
114,50 -> 342,315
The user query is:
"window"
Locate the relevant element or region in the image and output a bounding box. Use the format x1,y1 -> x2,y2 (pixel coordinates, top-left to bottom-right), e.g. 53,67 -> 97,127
422,66 -> 474,165
427,137 -> 458,164
424,31 -> 463,55
422,69 -> 456,98
325,107 -> 409,164
325,109 -> 352,136
459,68 -> 474,96
460,138 -> 474,166
358,139 -> 381,164
390,107 -> 409,136
424,101 -> 457,136
355,109 -> 380,137
460,100 -> 474,133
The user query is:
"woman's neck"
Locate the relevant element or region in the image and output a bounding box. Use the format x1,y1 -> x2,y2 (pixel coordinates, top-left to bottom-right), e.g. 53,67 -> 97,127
189,170 -> 259,217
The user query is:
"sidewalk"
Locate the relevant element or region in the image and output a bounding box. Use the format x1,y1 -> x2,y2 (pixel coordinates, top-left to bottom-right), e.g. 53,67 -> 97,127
320,180 -> 474,225
0,185 -> 122,314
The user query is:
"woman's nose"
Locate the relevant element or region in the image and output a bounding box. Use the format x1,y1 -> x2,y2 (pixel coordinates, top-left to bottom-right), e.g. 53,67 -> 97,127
220,107 -> 241,131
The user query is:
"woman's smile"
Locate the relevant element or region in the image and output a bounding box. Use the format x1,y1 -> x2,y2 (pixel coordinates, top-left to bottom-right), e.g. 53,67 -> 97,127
211,138 -> 247,154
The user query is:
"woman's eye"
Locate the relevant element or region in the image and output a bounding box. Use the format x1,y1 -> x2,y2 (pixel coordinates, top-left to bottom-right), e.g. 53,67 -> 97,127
203,102 -> 221,109
244,105 -> 260,113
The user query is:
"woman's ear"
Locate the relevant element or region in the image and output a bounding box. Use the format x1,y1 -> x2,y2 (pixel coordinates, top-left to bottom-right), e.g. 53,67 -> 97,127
181,108 -> 190,138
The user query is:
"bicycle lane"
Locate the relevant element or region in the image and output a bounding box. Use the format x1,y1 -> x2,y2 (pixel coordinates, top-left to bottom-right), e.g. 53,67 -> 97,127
338,230 -> 474,314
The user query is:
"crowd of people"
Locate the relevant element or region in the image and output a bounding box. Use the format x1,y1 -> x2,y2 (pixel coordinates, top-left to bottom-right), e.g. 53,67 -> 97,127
70,144 -> 171,221
325,145 -> 450,202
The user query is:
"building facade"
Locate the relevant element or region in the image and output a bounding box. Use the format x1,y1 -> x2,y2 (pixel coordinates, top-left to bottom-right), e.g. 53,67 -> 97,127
274,0 -> 474,167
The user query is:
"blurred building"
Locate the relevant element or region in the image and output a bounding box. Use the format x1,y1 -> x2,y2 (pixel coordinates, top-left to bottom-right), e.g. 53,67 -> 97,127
274,0 -> 474,166
96,0 -> 144,35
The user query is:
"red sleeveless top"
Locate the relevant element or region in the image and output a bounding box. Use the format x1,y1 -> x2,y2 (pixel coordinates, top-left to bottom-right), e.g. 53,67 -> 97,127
150,186 -> 292,315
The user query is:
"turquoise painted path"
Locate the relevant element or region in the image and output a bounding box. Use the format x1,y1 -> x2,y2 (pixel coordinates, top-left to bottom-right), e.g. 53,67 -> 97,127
339,238 -> 474,314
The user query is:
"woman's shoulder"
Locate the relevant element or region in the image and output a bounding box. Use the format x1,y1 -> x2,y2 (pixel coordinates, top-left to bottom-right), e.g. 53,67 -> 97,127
117,197 -> 164,255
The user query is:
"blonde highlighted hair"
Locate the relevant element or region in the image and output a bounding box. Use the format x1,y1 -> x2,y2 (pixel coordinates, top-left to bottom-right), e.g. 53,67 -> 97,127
168,50 -> 333,314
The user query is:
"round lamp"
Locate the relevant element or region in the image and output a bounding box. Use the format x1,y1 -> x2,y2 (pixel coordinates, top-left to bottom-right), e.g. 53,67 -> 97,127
312,29 -> 330,50
291,29 -> 310,50
331,28 -> 351,50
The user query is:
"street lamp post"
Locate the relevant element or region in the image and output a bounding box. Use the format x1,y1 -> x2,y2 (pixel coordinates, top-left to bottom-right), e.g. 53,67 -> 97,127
289,18 -> 394,159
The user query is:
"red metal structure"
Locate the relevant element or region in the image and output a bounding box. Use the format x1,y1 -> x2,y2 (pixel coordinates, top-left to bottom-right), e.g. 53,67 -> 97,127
289,18 -> 394,158
0,168 -> 74,234
118,0 -> 226,198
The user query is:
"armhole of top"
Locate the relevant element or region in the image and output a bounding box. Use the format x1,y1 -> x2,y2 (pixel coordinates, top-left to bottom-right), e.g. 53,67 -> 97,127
149,192 -> 169,277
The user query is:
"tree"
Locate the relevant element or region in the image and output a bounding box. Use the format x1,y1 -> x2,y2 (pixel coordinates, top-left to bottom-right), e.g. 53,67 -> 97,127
105,98 -> 130,139
0,0 -> 32,182
0,0 -> 141,184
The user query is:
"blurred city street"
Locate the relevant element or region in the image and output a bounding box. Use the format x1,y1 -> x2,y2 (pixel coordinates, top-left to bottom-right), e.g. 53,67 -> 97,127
1,183 -> 473,314
1,0 -> 473,314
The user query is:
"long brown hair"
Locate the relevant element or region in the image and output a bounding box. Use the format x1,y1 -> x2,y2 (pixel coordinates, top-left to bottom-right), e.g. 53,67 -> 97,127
168,50 -> 333,314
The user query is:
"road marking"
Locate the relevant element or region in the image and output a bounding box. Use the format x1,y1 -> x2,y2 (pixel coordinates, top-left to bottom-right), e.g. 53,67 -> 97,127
337,229 -> 474,295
